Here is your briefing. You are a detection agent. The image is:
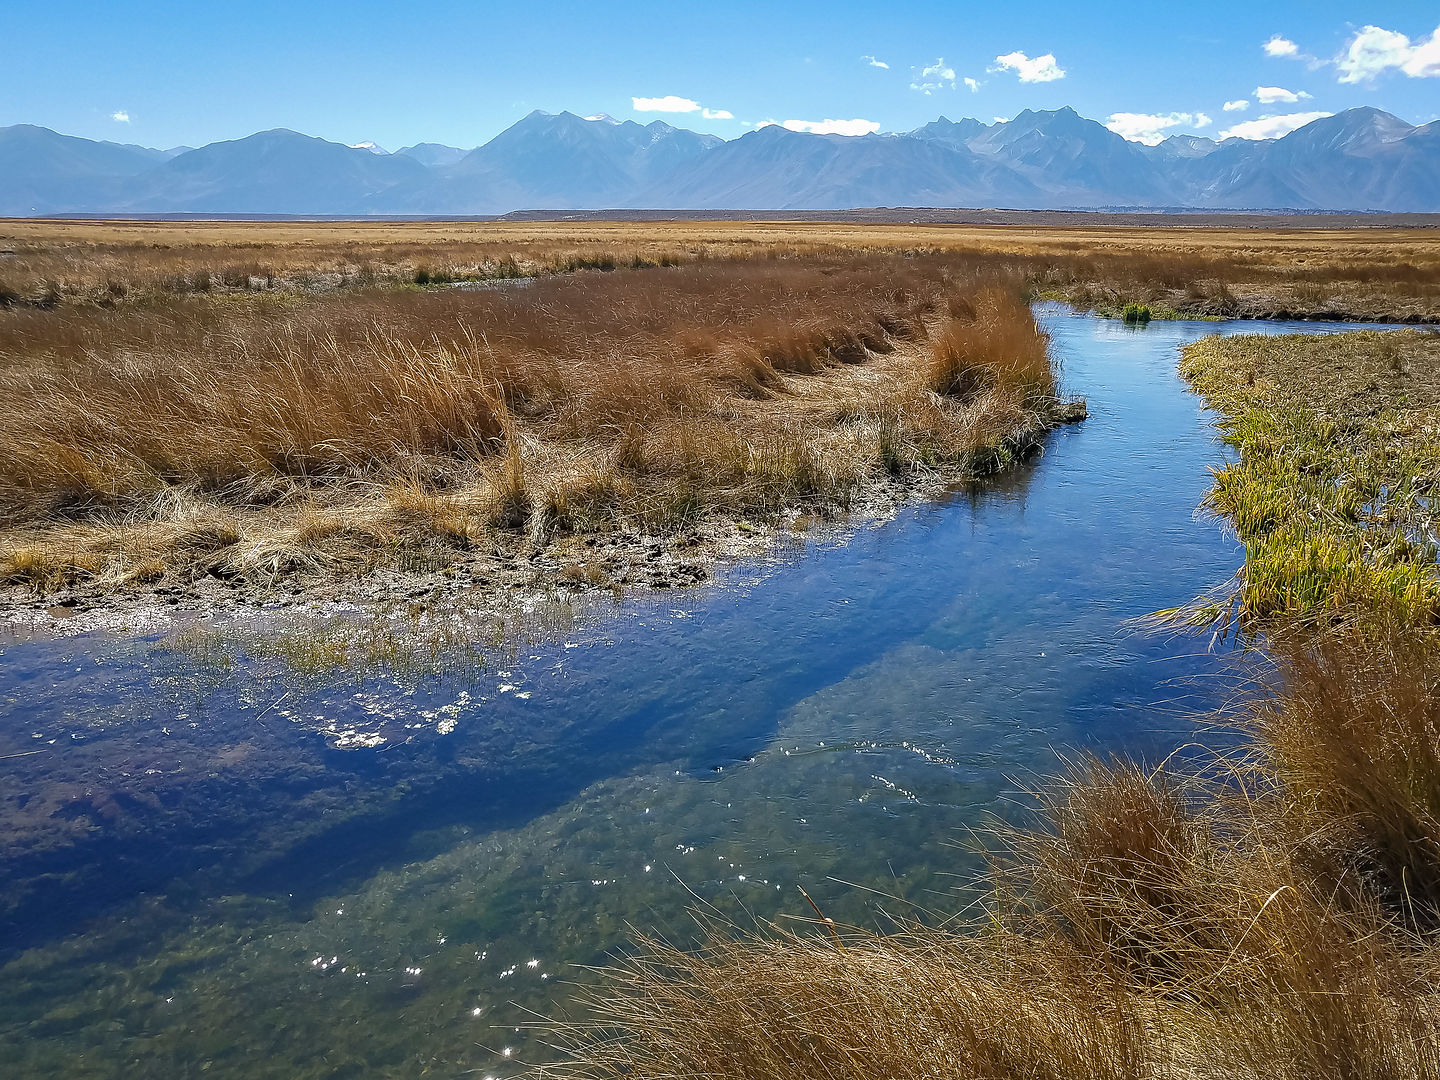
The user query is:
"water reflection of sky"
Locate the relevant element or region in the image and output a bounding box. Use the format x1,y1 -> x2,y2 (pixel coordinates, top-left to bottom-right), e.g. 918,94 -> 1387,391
0,311 -> 1411,1078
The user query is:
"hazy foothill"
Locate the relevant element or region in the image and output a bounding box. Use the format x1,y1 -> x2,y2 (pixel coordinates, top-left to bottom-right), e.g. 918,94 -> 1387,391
6,6 -> 1440,1080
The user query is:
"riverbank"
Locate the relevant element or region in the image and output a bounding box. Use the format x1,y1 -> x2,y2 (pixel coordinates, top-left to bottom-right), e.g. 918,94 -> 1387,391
1180,328 -> 1440,624
0,254 -> 1081,618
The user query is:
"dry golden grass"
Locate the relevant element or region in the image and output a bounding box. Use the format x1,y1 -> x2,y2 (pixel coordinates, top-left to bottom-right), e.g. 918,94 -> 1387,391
3,218 -> 1438,319
0,252 -> 1073,592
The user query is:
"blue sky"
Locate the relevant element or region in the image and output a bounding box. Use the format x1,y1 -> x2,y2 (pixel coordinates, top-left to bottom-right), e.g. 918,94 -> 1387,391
5,1 -> 1437,149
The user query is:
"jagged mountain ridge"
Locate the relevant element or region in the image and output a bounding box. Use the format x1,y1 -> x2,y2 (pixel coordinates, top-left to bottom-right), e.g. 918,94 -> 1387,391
1,106 -> 1435,215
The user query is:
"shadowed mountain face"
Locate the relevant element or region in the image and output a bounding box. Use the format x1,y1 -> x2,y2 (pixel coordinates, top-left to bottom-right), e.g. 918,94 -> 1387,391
0,125 -> 167,215
960,107 -> 1176,206
3,107 -> 1437,216
118,130 -> 432,214
634,124 -> 1047,210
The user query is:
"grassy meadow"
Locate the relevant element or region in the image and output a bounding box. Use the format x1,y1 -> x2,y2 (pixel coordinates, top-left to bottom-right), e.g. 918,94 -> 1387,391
1,217 -> 1436,600
0,242 -> 1069,594
3,217 -> 1440,320
1181,329 -> 1440,625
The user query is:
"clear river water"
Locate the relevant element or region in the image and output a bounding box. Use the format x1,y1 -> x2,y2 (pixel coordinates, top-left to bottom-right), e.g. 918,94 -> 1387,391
0,308 -> 1404,1078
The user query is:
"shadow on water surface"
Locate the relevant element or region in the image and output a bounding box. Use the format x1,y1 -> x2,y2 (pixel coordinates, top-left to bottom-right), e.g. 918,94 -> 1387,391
0,307 -> 1419,1078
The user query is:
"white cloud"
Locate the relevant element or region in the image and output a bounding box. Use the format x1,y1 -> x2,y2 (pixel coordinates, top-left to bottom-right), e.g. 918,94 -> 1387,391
1219,111 -> 1332,140
1105,111 -> 1211,146
1337,24 -> 1440,83
910,58 -> 956,93
782,118 -> 881,136
632,95 -> 701,113
632,96 -> 734,121
1223,99 -> 1250,112
862,55 -> 889,69
111,110 -> 130,123
1264,35 -> 1300,58
963,77 -> 981,92
991,50 -> 1065,83
1255,85 -> 1311,104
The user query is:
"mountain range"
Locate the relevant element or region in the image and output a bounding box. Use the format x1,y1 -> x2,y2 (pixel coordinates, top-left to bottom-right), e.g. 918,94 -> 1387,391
2,106 -> 1436,216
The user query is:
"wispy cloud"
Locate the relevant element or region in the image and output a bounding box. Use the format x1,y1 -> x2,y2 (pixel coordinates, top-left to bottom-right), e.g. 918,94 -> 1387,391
963,77 -> 981,92
111,110 -> 130,123
701,107 -> 733,120
1254,85 -> 1311,104
1222,99 -> 1250,112
1219,111 -> 1332,140
990,50 -> 1065,83
782,118 -> 882,136
910,58 -> 956,94
632,95 -> 702,113
1264,35 -> 1299,58
1106,111 -> 1211,146
1337,24 -> 1440,83
861,55 -> 889,69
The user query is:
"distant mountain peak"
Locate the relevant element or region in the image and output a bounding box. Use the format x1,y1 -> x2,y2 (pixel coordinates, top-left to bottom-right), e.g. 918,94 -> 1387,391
395,142 -> 470,168
1150,133 -> 1220,160
1282,107 -> 1414,154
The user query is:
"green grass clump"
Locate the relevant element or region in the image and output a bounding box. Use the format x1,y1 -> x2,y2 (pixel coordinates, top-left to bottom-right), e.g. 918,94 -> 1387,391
1181,330 -> 1440,626
1121,301 -> 1152,324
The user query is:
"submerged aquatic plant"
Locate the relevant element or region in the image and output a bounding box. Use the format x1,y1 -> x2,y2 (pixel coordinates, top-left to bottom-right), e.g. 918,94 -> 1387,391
1121,301 -> 1152,325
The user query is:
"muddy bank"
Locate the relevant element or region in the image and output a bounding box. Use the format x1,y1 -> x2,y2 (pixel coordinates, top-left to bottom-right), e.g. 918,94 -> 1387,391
2,404 -> 1086,634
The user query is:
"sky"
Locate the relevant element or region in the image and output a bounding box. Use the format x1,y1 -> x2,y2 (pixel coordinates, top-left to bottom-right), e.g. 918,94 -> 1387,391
4,1 -> 1438,150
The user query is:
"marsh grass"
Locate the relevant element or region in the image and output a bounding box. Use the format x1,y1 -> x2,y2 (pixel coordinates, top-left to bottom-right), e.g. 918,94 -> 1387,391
1121,301 -> 1152,324
1180,330 -> 1440,626
0,254 -> 1075,592
3,219 -> 1438,320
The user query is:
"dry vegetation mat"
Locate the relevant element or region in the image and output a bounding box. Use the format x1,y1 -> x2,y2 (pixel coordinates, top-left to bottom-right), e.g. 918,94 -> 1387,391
3,218 -> 1439,322
0,252 -> 1076,600
546,327 -> 1440,1080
